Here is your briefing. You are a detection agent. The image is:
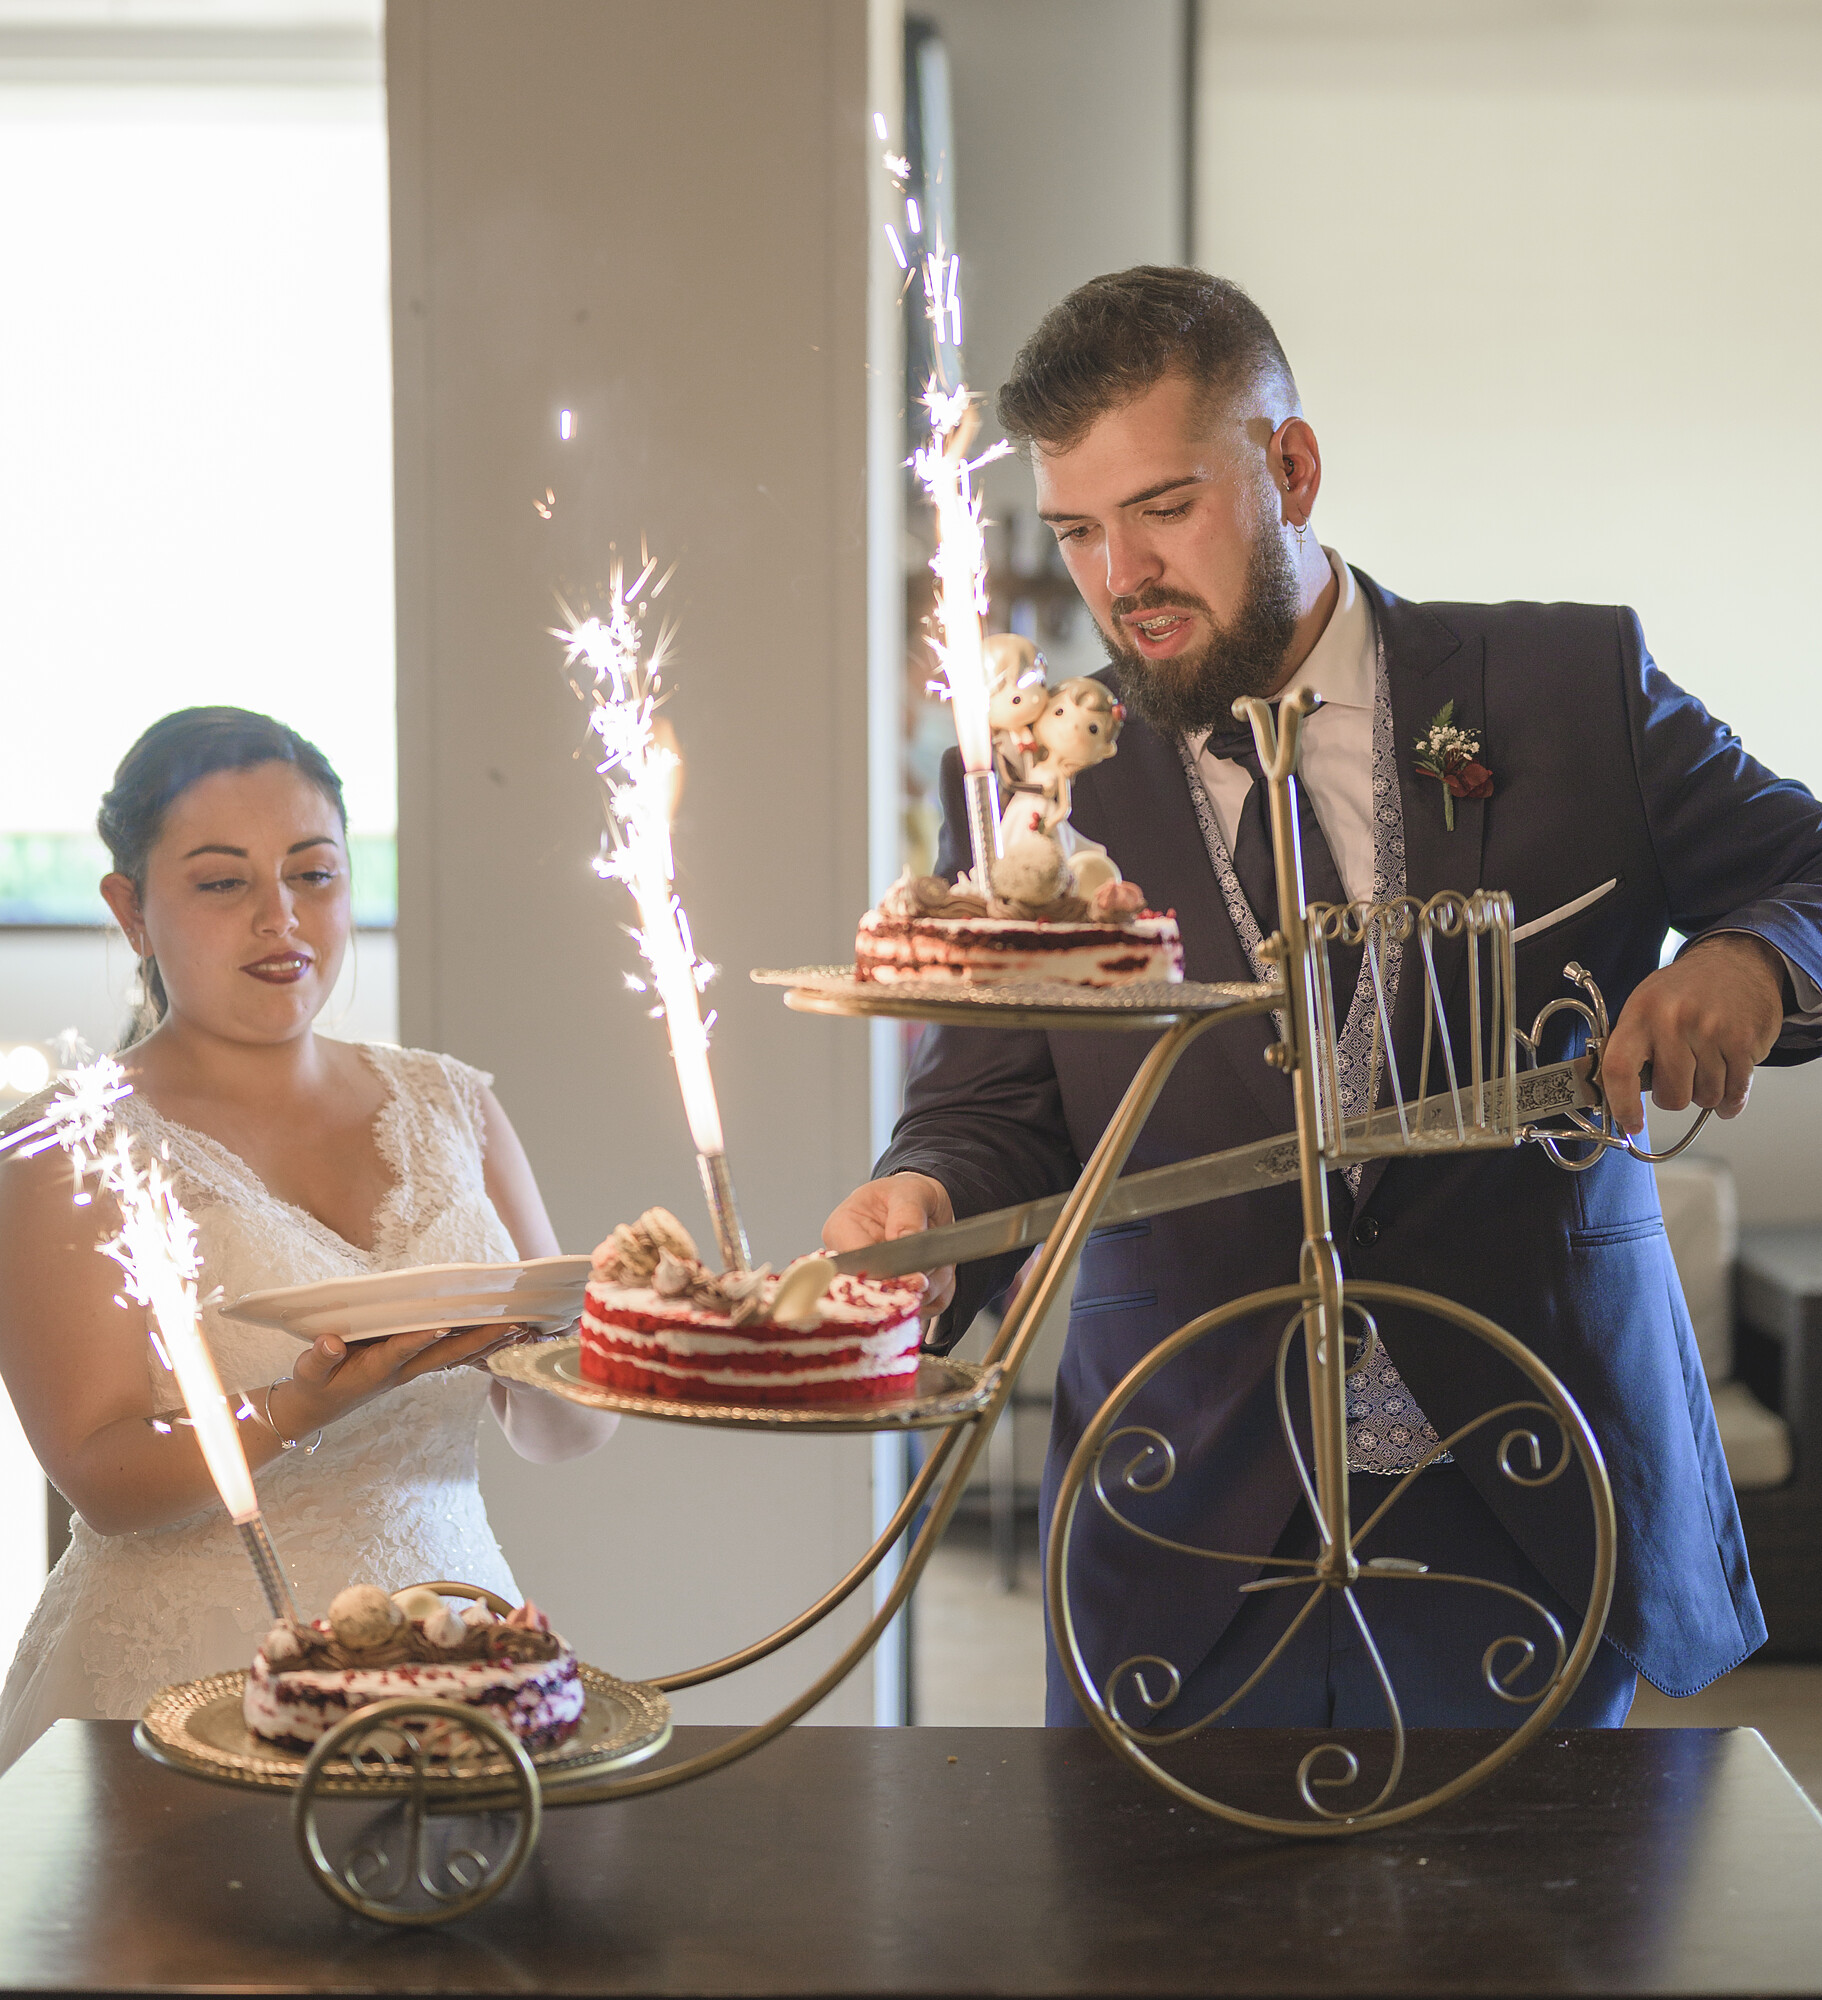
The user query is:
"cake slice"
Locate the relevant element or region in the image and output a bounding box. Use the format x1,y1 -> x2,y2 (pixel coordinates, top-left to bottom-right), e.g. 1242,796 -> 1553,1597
579,1209 -> 927,1407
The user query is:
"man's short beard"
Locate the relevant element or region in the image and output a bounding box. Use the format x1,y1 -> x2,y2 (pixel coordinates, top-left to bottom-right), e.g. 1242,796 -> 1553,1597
1100,521 -> 1302,739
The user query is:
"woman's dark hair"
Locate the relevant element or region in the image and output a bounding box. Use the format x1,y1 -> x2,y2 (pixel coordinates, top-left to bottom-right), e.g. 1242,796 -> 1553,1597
98,707 -> 348,1046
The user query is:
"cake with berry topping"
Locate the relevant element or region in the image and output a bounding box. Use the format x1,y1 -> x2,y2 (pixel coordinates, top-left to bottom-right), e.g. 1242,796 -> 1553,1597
579,1208 -> 927,1407
243,1585 -> 584,1753
856,833 -> 1183,989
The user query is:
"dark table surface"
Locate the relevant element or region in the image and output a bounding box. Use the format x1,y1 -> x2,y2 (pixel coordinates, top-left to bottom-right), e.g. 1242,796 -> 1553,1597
1,1721 -> 1820,1996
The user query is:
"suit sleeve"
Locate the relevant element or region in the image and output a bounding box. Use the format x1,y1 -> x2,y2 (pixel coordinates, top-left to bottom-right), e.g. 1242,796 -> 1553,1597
1622,609 -> 1822,1062
874,750 -> 1083,1349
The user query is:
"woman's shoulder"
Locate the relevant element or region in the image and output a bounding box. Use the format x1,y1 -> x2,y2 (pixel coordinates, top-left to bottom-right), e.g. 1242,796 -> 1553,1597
352,1041 -> 494,1148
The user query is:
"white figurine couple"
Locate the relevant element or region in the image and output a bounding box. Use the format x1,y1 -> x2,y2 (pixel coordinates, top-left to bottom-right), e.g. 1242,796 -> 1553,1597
984,632 -> 1127,895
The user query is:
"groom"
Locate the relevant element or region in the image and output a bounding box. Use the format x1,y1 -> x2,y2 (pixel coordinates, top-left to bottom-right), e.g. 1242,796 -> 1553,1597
825,267 -> 1822,1729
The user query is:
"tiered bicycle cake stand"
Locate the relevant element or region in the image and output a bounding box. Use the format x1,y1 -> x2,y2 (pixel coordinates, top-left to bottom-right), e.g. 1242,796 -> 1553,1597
134,693 -> 1704,1922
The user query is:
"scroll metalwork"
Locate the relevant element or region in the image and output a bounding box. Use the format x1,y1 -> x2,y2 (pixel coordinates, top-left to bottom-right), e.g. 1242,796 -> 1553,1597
292,1699 -> 542,1925
1047,1277 -> 1617,1835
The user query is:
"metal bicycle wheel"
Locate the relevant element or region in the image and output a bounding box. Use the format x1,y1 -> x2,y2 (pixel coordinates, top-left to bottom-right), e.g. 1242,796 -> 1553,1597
1046,1280 -> 1617,1835
292,1698 -> 543,1924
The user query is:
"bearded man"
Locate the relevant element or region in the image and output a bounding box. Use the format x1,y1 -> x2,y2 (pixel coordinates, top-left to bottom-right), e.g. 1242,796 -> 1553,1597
824,266 -> 1822,1729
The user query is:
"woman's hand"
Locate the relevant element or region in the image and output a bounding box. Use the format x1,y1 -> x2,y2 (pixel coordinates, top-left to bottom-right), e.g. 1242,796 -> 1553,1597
269,1323 -> 515,1440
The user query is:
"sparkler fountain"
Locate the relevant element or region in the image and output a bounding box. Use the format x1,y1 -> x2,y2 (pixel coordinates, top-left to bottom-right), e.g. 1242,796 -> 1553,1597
888,148 -> 1013,892
4,1059 -> 299,1623
554,562 -> 751,1272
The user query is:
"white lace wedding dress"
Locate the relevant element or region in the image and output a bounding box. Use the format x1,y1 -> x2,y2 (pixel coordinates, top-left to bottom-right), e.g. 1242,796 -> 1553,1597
0,1043 -> 531,1771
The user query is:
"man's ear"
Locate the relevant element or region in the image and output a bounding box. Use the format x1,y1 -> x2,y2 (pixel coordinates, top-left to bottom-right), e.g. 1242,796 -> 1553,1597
1269,416 -> 1323,528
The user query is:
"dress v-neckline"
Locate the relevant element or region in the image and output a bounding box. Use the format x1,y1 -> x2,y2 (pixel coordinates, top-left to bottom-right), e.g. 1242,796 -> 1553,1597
124,1043 -> 406,1265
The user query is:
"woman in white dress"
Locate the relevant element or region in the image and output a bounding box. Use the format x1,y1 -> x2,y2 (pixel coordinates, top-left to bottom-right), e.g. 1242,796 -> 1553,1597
0,707 -> 614,1767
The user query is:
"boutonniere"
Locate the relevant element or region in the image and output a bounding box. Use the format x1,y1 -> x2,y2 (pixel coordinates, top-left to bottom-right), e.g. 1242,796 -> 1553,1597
1413,701 -> 1493,832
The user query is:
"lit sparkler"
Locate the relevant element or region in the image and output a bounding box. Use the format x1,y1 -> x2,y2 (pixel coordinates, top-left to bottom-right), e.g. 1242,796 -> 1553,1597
5,1060 -> 298,1622
553,557 -> 751,1272
882,133 -> 1014,889
0,1051 -> 130,1164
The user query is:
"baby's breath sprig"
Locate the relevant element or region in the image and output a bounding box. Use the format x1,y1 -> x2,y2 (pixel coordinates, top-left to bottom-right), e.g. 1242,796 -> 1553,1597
1412,699 -> 1494,832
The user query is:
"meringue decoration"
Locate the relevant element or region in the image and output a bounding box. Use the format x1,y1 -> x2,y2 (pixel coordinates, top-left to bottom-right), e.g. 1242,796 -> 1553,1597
328,1583 -> 404,1651
771,1254 -> 838,1332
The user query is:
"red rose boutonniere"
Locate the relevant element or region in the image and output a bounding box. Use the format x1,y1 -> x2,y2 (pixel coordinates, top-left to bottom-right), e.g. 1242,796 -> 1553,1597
1412,700 -> 1493,832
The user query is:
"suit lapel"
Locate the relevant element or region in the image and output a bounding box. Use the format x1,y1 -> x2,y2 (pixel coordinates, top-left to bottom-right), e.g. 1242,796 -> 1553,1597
1073,706 -> 1294,1134
1355,572 -> 1487,1213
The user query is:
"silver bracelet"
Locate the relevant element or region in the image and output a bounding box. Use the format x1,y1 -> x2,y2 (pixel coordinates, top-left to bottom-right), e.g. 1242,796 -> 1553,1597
259,1379 -> 323,1456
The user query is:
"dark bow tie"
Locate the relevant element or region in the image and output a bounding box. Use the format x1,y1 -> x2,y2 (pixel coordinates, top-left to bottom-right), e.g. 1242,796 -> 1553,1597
1204,714 -> 1360,1014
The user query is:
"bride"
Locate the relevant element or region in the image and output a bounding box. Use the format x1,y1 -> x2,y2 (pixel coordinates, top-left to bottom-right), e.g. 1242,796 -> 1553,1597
0,706 -> 614,1767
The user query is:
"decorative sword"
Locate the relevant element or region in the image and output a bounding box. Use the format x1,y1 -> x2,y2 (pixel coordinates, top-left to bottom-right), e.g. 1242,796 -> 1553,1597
828,1052 -> 1616,1280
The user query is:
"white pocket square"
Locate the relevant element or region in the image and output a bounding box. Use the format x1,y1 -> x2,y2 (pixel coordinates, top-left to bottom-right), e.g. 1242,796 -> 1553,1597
1511,878 -> 1619,944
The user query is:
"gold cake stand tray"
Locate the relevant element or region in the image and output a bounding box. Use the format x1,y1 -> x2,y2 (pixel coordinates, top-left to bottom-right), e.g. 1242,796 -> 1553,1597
491,1336 -> 995,1434
134,1662 -> 670,1804
750,965 -> 1279,1032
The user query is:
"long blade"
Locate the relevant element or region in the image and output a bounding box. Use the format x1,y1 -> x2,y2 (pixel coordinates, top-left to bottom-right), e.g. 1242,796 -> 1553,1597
830,1054 -> 1601,1279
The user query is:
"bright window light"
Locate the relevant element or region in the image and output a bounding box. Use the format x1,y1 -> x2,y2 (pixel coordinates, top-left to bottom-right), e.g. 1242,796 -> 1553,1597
0,57 -> 395,925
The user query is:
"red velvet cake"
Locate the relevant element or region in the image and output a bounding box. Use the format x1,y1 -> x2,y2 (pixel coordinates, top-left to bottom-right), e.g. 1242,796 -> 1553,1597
855,840 -> 1183,989
579,1208 -> 927,1408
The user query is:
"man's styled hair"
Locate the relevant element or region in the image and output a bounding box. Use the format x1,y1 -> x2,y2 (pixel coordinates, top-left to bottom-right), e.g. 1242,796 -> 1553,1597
997,266 -> 1298,453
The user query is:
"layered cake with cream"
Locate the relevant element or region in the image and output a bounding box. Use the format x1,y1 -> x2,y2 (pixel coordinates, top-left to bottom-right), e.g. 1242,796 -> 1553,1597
580,1208 -> 927,1407
244,1585 -> 584,1753
856,835 -> 1184,989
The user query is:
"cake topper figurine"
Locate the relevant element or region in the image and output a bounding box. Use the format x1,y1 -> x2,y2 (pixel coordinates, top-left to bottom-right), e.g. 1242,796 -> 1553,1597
997,677 -> 1127,899
984,632 -> 1048,788
553,555 -> 751,1273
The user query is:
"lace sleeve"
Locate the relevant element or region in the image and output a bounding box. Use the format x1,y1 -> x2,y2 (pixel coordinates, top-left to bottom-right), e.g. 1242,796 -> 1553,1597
0,1085 -> 60,1146
433,1054 -> 494,1159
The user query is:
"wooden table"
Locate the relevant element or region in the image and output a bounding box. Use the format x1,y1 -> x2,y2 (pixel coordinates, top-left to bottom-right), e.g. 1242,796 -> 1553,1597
0,1722 -> 1819,1995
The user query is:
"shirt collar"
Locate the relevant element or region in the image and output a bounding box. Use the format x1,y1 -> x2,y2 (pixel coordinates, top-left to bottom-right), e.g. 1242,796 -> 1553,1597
1279,548 -> 1372,712
1187,548 -> 1372,759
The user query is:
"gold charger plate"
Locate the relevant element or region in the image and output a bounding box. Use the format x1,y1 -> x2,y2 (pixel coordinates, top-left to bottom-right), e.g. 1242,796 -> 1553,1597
491,1335 -> 996,1433
750,965 -> 1279,1033
134,1663 -> 670,1800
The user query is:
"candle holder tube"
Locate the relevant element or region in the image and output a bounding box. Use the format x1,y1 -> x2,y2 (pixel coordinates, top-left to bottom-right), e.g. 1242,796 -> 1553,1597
962,766 -> 1004,896
697,1150 -> 752,1274
238,1514 -> 301,1626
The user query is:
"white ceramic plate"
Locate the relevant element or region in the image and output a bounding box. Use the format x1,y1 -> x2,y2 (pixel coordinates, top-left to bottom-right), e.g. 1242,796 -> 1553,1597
220,1256 -> 592,1345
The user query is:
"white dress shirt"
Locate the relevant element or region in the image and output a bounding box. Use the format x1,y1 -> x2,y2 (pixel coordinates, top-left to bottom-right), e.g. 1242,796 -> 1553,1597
1187,549 -> 1377,903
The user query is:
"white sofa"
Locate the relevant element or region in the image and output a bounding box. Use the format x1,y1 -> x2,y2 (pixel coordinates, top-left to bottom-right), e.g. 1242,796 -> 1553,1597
1656,1156 -> 1793,1491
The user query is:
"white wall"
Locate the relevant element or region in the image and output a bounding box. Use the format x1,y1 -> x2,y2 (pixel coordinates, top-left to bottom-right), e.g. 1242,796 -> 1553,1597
1195,0 -> 1822,1224
387,0 -> 886,1722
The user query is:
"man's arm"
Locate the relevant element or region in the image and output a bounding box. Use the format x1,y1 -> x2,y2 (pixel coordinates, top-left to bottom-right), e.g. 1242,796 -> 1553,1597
822,751 -> 1082,1350
1600,611 -> 1822,1134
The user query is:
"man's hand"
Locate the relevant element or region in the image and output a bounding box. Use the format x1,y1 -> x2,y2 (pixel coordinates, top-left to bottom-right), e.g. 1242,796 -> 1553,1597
822,1172 -> 956,1324
1600,934 -> 1787,1137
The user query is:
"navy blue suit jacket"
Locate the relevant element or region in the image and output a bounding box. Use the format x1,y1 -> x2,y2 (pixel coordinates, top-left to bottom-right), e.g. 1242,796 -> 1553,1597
877,573 -> 1822,1703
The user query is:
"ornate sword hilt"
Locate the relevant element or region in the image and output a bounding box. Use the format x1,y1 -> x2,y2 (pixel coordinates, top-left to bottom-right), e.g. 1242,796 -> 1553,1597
1520,961 -> 1711,1169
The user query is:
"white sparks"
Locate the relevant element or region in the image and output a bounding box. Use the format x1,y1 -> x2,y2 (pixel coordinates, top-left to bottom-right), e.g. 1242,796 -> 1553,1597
553,563 -> 728,1158
887,160 -> 1015,788
87,1129 -> 258,1523
559,409 -> 574,441
0,1053 -> 130,1165
11,1071 -> 260,1529
873,111 -> 888,140
884,224 -> 908,270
